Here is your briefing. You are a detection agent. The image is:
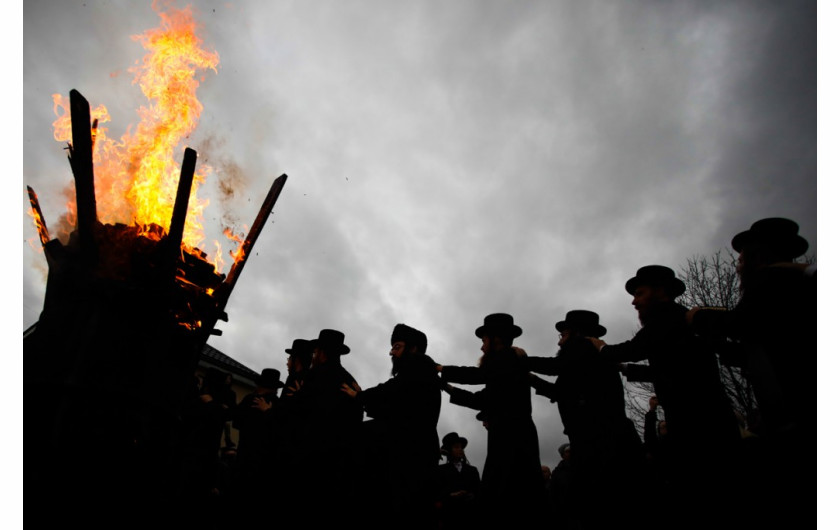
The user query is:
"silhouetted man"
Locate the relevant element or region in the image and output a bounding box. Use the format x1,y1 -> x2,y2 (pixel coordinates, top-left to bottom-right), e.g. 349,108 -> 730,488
591,266 -> 740,528
526,310 -> 640,529
342,323 -> 441,526
439,313 -> 544,524
687,218 -> 815,526
437,432 -> 481,529
231,368 -> 284,523
295,329 -> 363,518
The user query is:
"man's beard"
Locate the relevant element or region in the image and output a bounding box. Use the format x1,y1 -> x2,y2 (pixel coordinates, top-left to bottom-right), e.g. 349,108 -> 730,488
391,355 -> 403,376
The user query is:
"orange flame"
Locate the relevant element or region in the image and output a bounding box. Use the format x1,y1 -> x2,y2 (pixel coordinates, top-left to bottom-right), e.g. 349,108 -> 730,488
26,188 -> 51,248
224,226 -> 248,267
50,0 -> 220,263
26,209 -> 48,251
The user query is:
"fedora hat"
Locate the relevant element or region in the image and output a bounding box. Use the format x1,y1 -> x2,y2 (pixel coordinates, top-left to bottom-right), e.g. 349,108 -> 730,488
285,338 -> 314,357
555,310 -> 607,338
256,368 -> 283,389
731,217 -> 808,260
474,313 -> 522,339
441,432 -> 468,450
624,265 -> 686,298
391,323 -> 428,354
312,329 -> 351,355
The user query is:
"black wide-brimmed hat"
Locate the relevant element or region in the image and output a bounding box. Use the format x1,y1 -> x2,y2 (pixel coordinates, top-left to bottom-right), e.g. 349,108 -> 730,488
624,265 -> 686,298
474,313 -> 523,339
731,217 -> 809,260
285,338 -> 314,357
391,323 -> 428,354
312,329 -> 351,355
555,310 -> 607,338
441,432 -> 468,450
256,368 -> 283,389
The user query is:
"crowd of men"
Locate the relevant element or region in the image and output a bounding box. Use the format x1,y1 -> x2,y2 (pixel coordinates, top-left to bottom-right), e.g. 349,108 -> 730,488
179,217 -> 814,529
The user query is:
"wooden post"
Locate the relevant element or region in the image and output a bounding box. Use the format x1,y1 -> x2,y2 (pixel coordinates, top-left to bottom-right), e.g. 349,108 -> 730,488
167,147 -> 197,256
217,174 -> 287,307
69,89 -> 98,264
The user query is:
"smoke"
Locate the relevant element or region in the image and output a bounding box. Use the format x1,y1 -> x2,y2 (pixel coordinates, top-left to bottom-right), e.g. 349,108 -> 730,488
194,133 -> 251,232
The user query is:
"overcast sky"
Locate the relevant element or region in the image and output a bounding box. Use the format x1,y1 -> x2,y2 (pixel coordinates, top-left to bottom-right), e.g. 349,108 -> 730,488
22,0 -> 817,480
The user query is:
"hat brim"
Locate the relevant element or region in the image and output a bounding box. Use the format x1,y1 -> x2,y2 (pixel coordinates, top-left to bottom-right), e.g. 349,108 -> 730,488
624,276 -> 686,298
474,324 -> 522,339
555,321 -> 607,338
731,230 -> 809,259
442,436 -> 469,450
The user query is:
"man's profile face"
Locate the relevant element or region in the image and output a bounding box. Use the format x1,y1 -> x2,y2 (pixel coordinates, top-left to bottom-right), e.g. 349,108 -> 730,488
390,341 -> 406,375
632,285 -> 668,322
558,329 -> 572,347
390,341 -> 406,360
480,336 -> 491,355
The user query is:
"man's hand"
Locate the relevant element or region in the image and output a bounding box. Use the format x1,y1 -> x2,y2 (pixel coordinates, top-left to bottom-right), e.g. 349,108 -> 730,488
252,396 -> 272,412
285,380 -> 302,397
686,307 -> 700,325
340,382 -> 362,398
588,337 -> 606,351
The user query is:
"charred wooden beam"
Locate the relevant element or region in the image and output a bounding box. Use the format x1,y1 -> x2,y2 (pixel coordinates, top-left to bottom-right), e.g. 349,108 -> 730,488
167,147 -> 197,257
26,186 -> 51,247
217,174 -> 287,306
69,89 -> 98,263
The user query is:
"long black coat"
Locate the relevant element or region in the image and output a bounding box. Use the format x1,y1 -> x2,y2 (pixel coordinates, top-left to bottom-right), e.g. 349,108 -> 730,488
231,391 -> 283,478
692,265 -> 815,437
442,348 -> 544,520
436,460 -> 481,527
601,301 -> 740,448
601,301 -> 740,527
528,338 -> 642,528
692,265 -> 814,529
230,390 -> 284,522
358,354 -> 442,521
295,360 -> 363,516
527,336 -> 628,441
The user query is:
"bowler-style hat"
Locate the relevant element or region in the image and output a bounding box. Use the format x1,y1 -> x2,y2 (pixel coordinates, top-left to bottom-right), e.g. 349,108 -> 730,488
441,432 -> 469,450
285,338 -> 314,357
391,324 -> 428,354
256,368 -> 283,389
555,310 -> 607,338
312,329 -> 351,355
731,217 -> 809,260
475,313 -> 523,339
624,265 -> 686,298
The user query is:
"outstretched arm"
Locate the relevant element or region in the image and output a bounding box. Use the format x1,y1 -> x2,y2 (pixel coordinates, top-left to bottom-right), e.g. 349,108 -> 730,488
441,365 -> 486,385
443,383 -> 485,411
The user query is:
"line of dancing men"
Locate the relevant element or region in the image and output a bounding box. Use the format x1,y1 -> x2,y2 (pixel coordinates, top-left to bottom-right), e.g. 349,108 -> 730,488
184,217 -> 814,529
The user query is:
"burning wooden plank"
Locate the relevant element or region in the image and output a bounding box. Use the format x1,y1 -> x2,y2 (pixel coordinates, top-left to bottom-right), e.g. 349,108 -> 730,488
217,174 -> 287,306
26,186 -> 51,247
167,147 -> 197,259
